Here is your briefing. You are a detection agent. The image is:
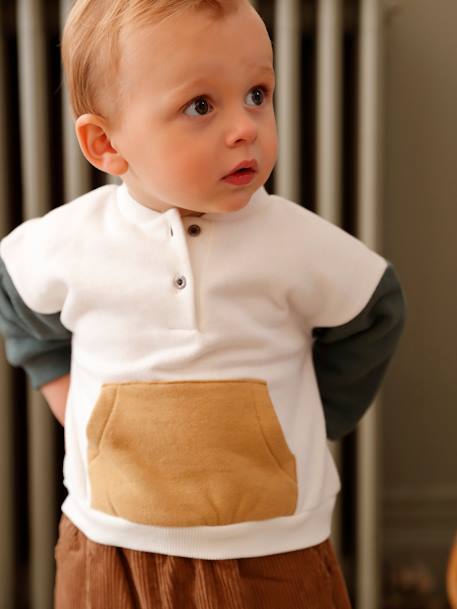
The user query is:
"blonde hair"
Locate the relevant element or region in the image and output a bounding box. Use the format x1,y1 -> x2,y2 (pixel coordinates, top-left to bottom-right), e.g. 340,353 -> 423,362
61,0 -> 237,121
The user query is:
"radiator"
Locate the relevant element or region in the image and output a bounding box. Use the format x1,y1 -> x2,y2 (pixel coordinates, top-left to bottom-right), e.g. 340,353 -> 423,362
275,3 -> 384,608
0,1 -> 385,608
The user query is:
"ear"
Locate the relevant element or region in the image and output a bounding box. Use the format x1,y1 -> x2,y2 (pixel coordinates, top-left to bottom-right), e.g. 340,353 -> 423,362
75,114 -> 128,176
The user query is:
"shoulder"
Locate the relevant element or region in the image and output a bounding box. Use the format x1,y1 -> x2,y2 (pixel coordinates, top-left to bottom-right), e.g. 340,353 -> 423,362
260,190 -> 379,258
1,185 -> 116,258
257,190 -> 388,326
260,190 -> 342,237
0,185 -> 117,313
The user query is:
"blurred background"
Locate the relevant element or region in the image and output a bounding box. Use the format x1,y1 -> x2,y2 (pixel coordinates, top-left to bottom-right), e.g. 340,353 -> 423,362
0,0 -> 456,608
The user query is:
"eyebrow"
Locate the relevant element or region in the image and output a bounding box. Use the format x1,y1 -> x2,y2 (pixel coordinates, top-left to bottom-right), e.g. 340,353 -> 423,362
168,65 -> 275,97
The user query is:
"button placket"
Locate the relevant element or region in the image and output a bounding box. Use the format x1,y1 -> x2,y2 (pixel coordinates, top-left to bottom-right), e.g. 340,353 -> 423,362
167,212 -> 194,331
170,219 -> 201,291
170,220 -> 186,290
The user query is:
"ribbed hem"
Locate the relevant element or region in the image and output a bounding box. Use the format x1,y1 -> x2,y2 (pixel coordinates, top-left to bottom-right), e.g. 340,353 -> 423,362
61,493 -> 336,560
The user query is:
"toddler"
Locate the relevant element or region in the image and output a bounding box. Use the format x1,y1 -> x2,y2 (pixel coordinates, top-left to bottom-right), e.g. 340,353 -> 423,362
0,0 -> 407,607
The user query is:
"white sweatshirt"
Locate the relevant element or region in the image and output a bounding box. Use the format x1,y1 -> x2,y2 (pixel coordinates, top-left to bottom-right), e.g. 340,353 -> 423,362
0,183 -> 388,559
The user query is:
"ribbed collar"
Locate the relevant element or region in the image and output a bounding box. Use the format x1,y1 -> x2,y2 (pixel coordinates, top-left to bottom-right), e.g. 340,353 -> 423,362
116,182 -> 267,226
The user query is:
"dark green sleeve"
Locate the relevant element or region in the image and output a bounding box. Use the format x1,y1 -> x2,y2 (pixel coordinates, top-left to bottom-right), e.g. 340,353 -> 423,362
312,262 -> 407,441
0,254 -> 72,390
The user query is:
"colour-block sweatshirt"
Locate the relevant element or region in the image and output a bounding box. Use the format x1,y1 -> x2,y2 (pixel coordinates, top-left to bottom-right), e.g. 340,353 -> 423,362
0,183 -> 406,559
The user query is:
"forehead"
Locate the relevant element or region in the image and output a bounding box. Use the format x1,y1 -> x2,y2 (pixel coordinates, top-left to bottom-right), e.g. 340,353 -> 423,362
118,3 -> 273,96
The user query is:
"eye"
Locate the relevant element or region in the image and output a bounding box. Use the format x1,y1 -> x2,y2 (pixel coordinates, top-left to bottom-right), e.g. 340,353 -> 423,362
246,85 -> 269,107
183,96 -> 214,117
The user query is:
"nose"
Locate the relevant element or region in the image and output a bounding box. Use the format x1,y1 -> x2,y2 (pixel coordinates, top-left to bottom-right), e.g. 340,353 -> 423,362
225,109 -> 258,147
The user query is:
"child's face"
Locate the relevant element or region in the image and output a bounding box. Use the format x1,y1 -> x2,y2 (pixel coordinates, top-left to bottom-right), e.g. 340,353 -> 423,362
109,1 -> 277,216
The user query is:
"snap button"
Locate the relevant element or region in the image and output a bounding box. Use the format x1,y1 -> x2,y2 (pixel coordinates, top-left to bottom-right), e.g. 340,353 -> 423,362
188,224 -> 201,237
174,274 -> 187,289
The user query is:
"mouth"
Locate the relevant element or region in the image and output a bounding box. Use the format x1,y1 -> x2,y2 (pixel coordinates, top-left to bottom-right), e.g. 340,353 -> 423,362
222,159 -> 258,184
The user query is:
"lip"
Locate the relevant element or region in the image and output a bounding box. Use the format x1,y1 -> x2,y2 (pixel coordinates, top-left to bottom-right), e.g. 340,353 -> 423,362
223,159 -> 258,178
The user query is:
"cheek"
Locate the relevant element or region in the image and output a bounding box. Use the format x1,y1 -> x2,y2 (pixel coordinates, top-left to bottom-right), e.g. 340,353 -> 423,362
263,116 -> 278,164
157,131 -> 210,177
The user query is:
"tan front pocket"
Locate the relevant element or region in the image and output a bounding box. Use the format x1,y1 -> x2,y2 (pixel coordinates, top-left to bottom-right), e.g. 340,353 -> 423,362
87,379 -> 297,527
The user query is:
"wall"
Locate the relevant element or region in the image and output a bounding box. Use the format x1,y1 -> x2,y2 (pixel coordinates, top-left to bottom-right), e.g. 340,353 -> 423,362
382,0 -> 457,605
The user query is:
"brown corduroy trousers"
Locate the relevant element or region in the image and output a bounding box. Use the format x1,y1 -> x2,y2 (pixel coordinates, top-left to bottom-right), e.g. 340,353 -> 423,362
54,513 -> 352,609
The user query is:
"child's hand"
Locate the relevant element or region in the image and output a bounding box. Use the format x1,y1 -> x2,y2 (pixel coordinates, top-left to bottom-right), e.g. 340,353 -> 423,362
40,373 -> 71,427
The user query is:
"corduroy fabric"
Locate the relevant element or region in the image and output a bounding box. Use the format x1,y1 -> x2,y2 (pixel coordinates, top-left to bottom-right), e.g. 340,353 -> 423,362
54,513 -> 352,609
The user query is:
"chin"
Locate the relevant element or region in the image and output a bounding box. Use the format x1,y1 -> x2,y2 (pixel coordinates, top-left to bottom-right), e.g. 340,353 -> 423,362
220,197 -> 250,213
227,187 -> 256,205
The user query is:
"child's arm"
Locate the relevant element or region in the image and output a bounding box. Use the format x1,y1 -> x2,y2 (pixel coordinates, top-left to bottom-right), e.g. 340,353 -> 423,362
312,262 -> 407,440
40,373 -> 71,427
0,255 -> 72,423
